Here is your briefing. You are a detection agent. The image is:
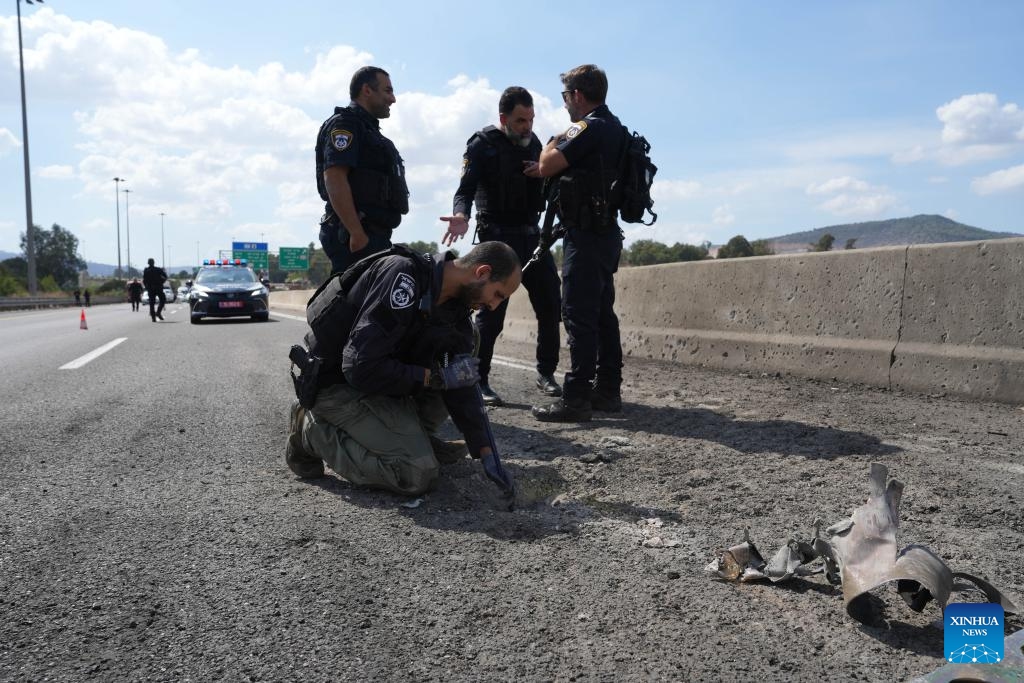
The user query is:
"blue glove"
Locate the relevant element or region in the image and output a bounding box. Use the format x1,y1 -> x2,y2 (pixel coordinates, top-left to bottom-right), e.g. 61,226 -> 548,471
430,355 -> 480,391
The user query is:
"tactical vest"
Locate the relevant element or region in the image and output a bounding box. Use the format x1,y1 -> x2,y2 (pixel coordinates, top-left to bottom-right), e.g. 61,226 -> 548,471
304,246 -> 468,386
315,108 -> 410,219
556,167 -> 619,233
553,110 -> 624,234
470,127 -> 544,224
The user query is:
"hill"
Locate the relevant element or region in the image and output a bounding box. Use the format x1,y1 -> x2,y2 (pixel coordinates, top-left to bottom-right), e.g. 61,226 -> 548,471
767,214 -> 1021,253
0,251 -> 190,278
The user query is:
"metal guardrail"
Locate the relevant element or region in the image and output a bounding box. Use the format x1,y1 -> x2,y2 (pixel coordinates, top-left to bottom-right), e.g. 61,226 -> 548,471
0,296 -> 123,311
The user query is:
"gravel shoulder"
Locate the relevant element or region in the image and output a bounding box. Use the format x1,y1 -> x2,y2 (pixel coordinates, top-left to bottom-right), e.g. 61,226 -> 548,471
2,330 -> 1022,682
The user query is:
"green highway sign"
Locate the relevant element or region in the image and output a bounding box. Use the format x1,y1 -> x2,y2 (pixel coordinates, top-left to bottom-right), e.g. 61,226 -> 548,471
279,247 -> 310,271
232,249 -> 269,271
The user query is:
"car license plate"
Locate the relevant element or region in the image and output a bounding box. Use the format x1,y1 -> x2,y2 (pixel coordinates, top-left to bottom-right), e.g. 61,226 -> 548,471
219,301 -> 244,309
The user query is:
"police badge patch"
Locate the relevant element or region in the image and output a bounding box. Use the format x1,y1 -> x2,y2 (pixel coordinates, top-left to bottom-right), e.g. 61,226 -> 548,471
331,129 -> 353,151
565,121 -> 588,140
390,272 -> 416,310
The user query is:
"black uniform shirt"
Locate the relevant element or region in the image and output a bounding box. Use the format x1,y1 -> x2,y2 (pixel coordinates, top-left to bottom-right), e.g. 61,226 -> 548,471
142,265 -> 167,292
319,103 -> 406,229
453,126 -> 543,227
555,104 -> 625,270
341,252 -> 486,452
555,104 -> 623,175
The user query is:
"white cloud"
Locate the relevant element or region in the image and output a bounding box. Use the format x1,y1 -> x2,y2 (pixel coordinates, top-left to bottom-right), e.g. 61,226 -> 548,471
712,205 -> 735,226
0,127 -> 20,155
887,93 -> 1024,167
785,126 -> 934,163
970,164 -> 1024,195
0,10 -> 580,254
891,145 -> 926,164
805,175 -> 896,217
652,179 -> 702,201
818,192 -> 897,217
38,165 -> 75,179
944,208 -> 959,220
937,93 -> 1024,145
806,176 -> 870,195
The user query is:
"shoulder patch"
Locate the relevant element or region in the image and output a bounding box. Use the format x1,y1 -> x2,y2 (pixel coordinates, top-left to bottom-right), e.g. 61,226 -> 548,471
461,157 -> 470,177
390,272 -> 417,310
330,129 -> 353,151
565,120 -> 588,140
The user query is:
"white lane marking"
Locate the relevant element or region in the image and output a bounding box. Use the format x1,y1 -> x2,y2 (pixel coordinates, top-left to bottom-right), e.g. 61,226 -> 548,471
59,337 -> 128,370
272,311 -> 307,322
491,355 -> 534,372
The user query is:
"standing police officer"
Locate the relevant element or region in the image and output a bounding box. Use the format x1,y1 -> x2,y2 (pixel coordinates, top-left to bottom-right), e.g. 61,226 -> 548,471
440,87 -> 562,406
285,242 -> 522,496
142,257 -> 167,322
531,65 -> 625,423
316,66 -> 409,275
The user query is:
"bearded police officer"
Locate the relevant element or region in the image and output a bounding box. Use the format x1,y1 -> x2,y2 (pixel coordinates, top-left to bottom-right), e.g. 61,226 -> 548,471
440,87 -> 562,406
285,241 -> 522,496
531,65 -> 625,423
316,66 -> 409,275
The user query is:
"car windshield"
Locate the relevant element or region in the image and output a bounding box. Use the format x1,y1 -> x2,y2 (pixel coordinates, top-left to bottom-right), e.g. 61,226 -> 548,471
196,268 -> 258,285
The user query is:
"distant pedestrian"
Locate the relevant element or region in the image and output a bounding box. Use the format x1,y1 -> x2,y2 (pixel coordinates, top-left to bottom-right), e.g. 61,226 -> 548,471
73,289 -> 81,306
127,278 -> 143,312
83,290 -> 91,307
142,258 -> 167,321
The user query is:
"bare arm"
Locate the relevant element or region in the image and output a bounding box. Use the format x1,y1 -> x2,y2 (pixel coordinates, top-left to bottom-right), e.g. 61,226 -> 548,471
537,138 -> 570,177
323,165 -> 369,253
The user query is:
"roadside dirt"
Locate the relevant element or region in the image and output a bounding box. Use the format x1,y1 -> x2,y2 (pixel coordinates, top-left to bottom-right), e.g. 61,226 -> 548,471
2,337 -> 1022,682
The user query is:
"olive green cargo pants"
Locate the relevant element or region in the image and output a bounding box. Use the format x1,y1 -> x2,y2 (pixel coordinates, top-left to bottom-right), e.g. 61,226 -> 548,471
301,383 -> 448,495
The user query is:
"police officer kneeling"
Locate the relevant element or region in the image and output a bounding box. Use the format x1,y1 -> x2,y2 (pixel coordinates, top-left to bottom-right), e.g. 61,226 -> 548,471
286,241 -> 522,496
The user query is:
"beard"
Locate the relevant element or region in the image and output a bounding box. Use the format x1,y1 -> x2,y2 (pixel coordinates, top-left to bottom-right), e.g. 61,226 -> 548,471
503,125 -> 532,148
456,280 -> 486,309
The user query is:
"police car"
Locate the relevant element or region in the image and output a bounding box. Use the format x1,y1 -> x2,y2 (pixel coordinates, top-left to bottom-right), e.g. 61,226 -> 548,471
188,259 -> 270,324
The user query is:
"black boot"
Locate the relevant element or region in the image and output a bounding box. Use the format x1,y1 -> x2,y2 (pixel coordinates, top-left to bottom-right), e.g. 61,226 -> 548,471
590,391 -> 622,412
535,373 -> 563,397
591,382 -> 622,412
532,397 -> 592,422
480,383 -> 504,407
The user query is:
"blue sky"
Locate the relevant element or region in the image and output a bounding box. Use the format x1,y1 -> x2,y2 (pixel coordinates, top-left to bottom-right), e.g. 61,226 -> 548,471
1,1 -> 1022,268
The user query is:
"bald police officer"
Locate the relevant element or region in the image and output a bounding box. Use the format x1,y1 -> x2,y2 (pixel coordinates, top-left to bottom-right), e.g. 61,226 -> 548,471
440,86 -> 562,406
286,241 -> 522,496
316,66 -> 409,275
532,64 -> 625,423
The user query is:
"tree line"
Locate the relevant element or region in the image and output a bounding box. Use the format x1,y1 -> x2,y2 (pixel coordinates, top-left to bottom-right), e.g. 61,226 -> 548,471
1,224 -> 87,296
1,223 -> 857,297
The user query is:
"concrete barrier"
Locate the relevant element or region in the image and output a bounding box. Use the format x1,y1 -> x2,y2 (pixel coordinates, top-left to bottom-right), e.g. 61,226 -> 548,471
503,237 -> 1024,404
272,289 -> 311,312
892,239 -> 1024,403
274,238 -> 1024,404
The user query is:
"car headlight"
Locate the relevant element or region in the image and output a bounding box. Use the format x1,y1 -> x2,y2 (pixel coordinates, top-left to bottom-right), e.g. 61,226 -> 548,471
193,290 -> 209,299
250,287 -> 268,297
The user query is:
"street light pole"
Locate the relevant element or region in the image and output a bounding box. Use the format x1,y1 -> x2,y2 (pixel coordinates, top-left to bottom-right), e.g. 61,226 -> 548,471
159,213 -> 166,268
123,188 -> 132,277
113,176 -> 124,277
17,0 -> 43,295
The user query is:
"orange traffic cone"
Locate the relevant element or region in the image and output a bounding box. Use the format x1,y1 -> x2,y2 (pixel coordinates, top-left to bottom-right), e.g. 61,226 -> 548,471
80,308 -> 88,330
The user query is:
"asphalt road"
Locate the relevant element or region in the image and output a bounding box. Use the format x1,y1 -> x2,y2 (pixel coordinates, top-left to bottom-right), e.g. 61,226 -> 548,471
1,301 -> 1022,682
